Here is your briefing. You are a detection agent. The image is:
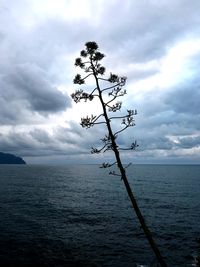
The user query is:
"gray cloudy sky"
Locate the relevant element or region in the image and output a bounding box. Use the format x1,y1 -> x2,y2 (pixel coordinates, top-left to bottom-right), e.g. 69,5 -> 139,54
0,0 -> 200,164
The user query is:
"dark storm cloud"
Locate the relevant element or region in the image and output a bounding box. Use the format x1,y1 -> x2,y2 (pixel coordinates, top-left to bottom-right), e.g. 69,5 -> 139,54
0,63 -> 70,124
0,5 -> 76,124
7,63 -> 69,113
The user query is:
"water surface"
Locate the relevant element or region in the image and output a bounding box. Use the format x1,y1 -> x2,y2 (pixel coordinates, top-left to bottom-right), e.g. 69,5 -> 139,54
0,164 -> 199,266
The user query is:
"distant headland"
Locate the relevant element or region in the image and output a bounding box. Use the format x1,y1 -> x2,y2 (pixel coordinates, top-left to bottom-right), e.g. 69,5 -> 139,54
0,152 -> 26,164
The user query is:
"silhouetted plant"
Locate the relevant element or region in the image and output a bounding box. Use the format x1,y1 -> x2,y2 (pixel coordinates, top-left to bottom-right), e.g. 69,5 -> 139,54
72,41 -> 167,267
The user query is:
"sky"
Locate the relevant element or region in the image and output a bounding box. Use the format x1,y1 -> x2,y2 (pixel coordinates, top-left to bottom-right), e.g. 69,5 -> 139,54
0,0 -> 200,165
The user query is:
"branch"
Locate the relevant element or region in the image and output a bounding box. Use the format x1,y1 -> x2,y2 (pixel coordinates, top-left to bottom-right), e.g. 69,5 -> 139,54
104,91 -> 126,109
109,163 -> 131,177
98,77 -> 110,82
91,147 -> 101,154
113,115 -> 135,136
109,114 -> 133,120
100,162 -> 117,168
71,89 -> 94,103
91,133 -> 116,154
109,170 -> 121,177
118,141 -> 139,150
81,61 -> 91,64
73,74 -> 85,85
90,87 -> 98,95
80,114 -> 104,128
93,121 -> 107,125
105,95 -> 118,106
82,73 -> 93,80
80,115 -> 96,128
92,113 -> 104,123
124,163 -> 132,169
101,134 -> 112,144
114,124 -> 130,136
108,101 -> 122,112
108,87 -> 126,97
121,116 -> 135,126
101,82 -> 122,93
91,143 -> 112,154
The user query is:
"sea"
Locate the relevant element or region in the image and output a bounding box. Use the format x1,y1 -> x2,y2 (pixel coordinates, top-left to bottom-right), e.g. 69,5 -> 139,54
0,164 -> 199,267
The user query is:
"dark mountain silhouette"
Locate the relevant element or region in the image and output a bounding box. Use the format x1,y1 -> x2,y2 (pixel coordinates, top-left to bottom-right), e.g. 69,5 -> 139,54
0,152 -> 26,164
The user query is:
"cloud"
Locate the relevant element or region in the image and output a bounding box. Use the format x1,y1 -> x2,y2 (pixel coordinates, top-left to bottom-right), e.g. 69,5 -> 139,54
176,135 -> 200,149
0,0 -> 200,163
100,0 -> 200,63
0,4 -> 74,126
9,63 -> 70,113
0,63 -> 70,124
0,121 -> 104,160
165,84 -> 200,116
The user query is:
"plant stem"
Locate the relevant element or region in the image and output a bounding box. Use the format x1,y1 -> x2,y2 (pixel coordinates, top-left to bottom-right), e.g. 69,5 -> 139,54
91,61 -> 167,267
